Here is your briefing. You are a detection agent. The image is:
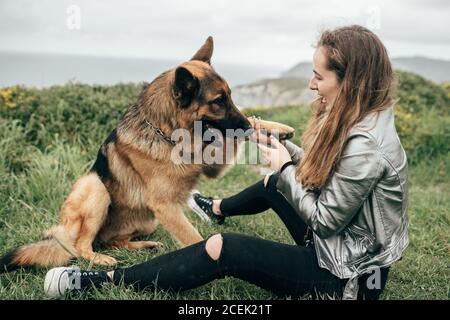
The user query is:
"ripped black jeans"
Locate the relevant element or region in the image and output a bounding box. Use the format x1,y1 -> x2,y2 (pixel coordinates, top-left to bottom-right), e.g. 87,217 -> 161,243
113,174 -> 389,299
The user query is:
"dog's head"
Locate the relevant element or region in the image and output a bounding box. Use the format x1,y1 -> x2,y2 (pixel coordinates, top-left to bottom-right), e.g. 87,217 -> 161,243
171,37 -> 252,143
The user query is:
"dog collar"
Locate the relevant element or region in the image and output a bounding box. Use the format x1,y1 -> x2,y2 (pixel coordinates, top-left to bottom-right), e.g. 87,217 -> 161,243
145,119 -> 176,146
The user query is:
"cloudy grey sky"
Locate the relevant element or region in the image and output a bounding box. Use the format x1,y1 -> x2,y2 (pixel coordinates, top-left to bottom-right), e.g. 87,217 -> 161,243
1,0 -> 449,69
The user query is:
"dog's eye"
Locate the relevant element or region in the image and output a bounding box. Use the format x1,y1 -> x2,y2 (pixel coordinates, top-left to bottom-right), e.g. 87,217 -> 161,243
212,95 -> 227,106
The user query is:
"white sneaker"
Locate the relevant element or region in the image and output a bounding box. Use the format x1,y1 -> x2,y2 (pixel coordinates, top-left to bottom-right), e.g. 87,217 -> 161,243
44,267 -> 79,297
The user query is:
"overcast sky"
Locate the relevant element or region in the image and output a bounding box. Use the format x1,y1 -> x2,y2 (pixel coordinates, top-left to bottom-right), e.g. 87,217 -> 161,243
1,0 -> 449,69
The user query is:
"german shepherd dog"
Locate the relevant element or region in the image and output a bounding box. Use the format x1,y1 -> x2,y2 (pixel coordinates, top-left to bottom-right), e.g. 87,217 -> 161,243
0,37 -> 252,271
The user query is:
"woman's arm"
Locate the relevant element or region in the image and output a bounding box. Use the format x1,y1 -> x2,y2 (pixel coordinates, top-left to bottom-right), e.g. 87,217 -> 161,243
284,140 -> 304,164
276,134 -> 384,239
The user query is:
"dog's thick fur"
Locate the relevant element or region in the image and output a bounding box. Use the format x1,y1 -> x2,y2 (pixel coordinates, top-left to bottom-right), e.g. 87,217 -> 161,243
0,37 -> 252,271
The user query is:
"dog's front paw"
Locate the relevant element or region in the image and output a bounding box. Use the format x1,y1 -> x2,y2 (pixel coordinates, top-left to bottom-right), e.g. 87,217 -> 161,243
131,240 -> 164,250
80,251 -> 118,266
93,253 -> 118,266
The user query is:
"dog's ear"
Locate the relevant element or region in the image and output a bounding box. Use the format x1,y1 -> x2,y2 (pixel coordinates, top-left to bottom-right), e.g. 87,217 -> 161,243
191,36 -> 213,65
173,66 -> 199,108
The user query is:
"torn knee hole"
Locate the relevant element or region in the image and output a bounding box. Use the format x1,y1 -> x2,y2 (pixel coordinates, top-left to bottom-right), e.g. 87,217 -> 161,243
205,234 -> 223,261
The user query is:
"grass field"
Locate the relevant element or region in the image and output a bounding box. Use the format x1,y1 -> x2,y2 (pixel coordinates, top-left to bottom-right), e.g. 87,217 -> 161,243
0,101 -> 448,300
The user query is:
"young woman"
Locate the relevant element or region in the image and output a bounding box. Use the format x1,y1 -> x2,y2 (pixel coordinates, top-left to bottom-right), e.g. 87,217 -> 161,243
44,25 -> 409,300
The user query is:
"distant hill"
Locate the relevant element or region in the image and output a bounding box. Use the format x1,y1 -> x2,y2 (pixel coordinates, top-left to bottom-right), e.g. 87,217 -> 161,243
233,56 -> 450,108
281,62 -> 313,80
391,57 -> 450,83
282,57 -> 450,83
232,77 -> 315,108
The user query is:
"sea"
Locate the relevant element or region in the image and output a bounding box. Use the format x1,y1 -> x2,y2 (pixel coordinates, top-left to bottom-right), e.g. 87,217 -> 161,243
0,51 -> 281,88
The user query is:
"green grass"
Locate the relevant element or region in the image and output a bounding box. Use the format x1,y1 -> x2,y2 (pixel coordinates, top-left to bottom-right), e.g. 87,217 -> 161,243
0,104 -> 449,300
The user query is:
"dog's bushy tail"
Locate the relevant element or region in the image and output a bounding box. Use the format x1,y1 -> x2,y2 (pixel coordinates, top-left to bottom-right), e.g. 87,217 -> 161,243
0,225 -> 77,273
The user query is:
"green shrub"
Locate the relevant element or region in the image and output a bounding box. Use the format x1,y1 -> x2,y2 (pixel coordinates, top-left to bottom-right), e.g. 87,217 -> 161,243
394,105 -> 450,164
0,118 -> 38,174
0,71 -> 448,167
0,83 -> 142,149
393,71 -> 450,164
394,71 -> 450,115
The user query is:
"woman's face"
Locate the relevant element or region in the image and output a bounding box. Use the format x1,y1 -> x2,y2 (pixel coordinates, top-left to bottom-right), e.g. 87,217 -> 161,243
309,46 -> 341,107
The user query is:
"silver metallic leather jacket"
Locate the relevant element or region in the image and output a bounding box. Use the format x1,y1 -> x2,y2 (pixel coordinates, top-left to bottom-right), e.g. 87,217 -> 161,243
276,106 -> 409,299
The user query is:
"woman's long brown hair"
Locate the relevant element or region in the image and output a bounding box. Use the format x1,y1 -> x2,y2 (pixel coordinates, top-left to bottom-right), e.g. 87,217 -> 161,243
297,25 -> 395,189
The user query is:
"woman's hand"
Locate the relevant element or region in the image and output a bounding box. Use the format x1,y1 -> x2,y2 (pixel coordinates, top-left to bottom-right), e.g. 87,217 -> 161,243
249,127 -> 286,146
263,173 -> 272,187
255,133 -> 292,172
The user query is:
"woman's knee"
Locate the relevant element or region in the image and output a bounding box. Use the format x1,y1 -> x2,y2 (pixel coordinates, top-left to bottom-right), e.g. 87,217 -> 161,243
205,233 -> 223,261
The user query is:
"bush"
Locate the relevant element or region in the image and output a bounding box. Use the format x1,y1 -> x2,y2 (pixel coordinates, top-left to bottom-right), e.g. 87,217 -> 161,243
0,72 -> 448,167
0,83 -> 142,149
394,106 -> 450,164
393,71 -> 450,164
0,118 -> 38,174
394,71 -> 450,115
